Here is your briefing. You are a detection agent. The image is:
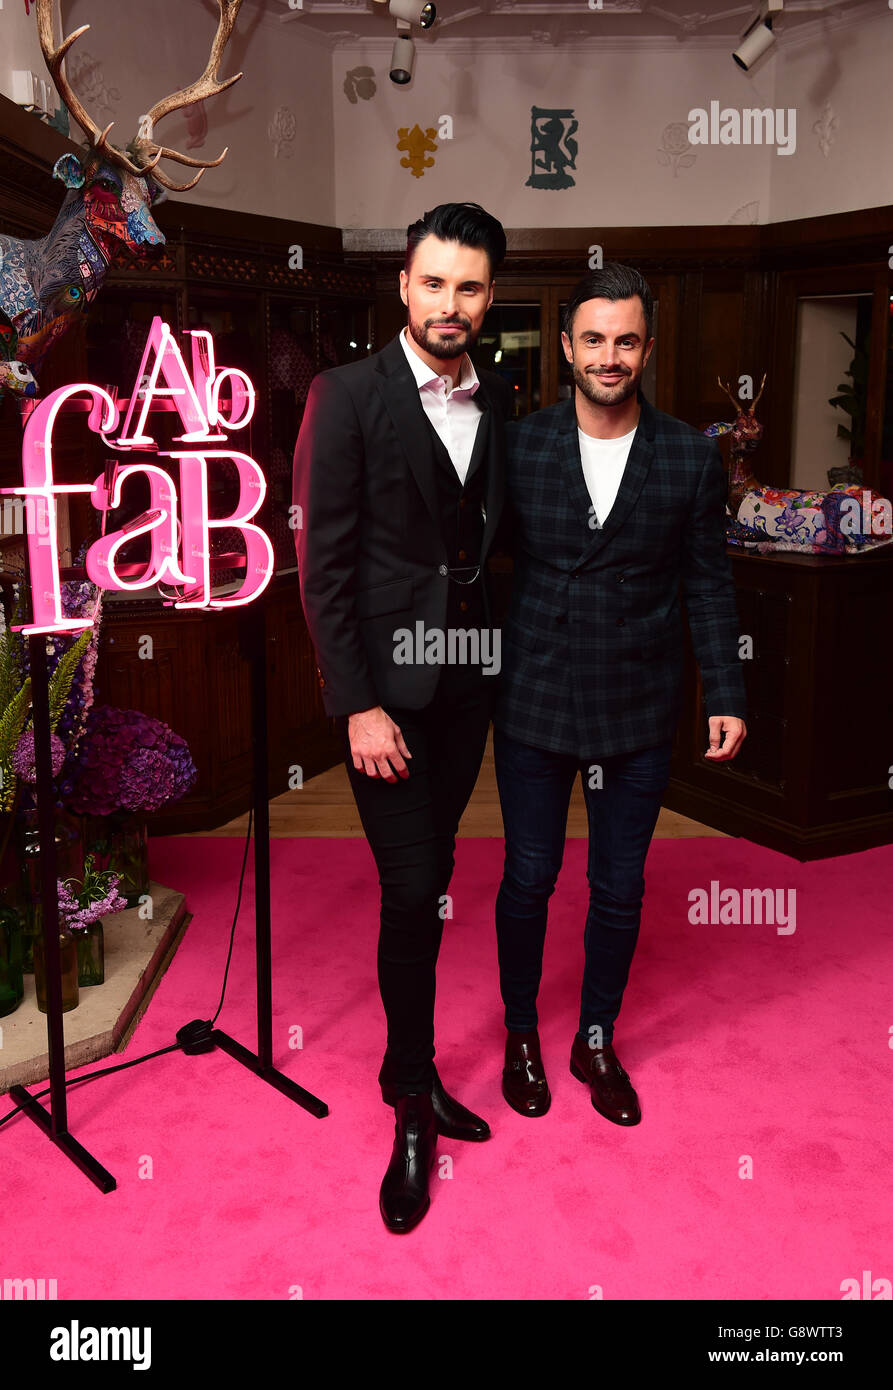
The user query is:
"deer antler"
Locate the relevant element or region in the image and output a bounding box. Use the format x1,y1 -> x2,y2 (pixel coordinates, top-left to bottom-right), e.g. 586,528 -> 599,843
752,371 -> 767,411
37,0 -> 243,191
716,376 -> 742,416
35,0 -> 163,178
132,0 -> 244,191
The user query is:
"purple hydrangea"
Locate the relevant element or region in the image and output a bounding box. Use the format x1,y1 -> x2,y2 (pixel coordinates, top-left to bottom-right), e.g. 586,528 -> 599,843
65,705 -> 198,815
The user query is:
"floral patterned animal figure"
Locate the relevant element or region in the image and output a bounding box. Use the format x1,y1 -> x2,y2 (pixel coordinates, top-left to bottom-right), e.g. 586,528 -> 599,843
0,309 -> 38,403
703,373 -> 767,515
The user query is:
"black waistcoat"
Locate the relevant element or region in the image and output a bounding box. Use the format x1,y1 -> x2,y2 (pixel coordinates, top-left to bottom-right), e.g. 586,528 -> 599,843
425,407 -> 490,634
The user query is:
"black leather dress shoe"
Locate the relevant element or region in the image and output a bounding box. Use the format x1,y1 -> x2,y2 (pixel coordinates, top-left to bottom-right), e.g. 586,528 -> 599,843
381,1066 -> 491,1142
379,1092 -> 438,1234
502,1028 -> 551,1116
569,1033 -> 641,1125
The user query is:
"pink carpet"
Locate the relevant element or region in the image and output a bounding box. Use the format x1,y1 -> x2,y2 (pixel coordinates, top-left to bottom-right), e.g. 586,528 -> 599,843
4,834 -> 892,1301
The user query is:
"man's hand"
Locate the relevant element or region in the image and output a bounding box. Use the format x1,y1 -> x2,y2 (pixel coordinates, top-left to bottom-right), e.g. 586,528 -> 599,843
348,706 -> 412,781
705,716 -> 746,761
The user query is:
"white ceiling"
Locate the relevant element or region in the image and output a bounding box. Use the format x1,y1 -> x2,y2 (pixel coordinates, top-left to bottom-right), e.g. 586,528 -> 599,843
263,0 -> 875,49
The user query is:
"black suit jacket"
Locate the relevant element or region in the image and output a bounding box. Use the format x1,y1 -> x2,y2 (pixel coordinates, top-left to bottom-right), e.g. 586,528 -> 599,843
292,332 -> 513,718
495,393 -> 748,759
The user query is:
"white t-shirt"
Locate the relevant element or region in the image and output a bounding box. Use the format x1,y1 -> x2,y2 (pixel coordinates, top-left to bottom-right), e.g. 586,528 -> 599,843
577,424 -> 637,529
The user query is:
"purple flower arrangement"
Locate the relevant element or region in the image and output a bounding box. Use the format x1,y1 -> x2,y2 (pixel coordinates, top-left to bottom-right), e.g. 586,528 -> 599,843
12,728 -> 66,780
57,854 -> 127,930
7,546 -> 197,825
65,706 -> 198,815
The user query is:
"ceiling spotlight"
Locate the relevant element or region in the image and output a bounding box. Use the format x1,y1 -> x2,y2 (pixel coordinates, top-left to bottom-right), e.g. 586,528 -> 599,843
390,34 -> 415,85
389,1 -> 436,29
733,0 -> 782,71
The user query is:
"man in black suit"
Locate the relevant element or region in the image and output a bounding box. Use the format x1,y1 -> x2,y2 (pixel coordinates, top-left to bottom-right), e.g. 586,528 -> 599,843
494,263 -> 747,1127
292,203 -> 512,1234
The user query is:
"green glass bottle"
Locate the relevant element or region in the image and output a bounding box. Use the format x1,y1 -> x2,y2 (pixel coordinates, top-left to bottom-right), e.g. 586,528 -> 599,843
33,921 -> 79,1014
75,918 -> 104,987
18,809 -> 84,972
0,901 -> 25,1017
83,813 -> 149,907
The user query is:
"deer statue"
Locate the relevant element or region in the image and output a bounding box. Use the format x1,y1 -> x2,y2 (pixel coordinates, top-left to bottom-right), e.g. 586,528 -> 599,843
0,0 -> 244,402
704,372 -> 767,515
703,371 -> 891,554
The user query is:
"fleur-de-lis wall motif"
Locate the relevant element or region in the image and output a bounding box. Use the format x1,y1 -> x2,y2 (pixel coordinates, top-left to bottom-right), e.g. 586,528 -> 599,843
397,124 -> 438,178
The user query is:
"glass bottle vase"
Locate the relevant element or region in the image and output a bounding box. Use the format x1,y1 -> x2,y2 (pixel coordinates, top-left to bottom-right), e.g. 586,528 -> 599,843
0,900 -> 25,1017
75,918 -> 104,987
82,813 -> 149,908
33,921 -> 79,1014
17,808 -> 85,973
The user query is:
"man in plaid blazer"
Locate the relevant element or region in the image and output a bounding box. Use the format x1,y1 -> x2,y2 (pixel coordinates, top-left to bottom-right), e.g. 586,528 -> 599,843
494,262 -> 747,1127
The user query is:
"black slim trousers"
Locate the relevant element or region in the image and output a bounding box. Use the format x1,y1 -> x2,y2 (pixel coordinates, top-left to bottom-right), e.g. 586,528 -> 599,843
337,665 -> 495,1096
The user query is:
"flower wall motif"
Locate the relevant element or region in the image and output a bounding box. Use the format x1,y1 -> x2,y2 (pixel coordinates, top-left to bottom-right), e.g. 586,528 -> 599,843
268,106 -> 297,159
657,122 -> 696,176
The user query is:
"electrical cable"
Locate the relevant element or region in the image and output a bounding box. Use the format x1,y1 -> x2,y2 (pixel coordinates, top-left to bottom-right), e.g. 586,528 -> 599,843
0,803 -> 254,1130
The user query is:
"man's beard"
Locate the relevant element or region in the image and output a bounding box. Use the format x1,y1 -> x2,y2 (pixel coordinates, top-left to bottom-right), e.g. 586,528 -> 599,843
408,313 -> 475,360
572,361 -> 639,407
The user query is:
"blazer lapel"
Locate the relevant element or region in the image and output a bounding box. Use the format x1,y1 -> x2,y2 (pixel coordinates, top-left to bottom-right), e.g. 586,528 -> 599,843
471,376 -> 504,559
555,398 -> 595,535
374,334 -> 440,531
569,393 -> 657,566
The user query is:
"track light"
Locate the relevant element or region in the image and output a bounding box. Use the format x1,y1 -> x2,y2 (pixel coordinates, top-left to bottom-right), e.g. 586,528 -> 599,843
389,0 -> 436,27
733,0 -> 782,71
390,34 -> 415,85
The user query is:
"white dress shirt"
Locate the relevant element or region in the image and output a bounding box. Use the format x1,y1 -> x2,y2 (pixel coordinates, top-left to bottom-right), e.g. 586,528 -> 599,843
577,424 -> 637,528
399,326 -> 483,486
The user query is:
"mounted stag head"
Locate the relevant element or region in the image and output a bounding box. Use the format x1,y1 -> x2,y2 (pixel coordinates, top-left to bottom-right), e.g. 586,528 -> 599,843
0,0 -> 243,399
704,372 -> 767,514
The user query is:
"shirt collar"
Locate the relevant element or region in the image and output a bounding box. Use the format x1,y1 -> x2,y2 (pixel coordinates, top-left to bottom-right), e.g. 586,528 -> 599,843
399,326 -> 480,398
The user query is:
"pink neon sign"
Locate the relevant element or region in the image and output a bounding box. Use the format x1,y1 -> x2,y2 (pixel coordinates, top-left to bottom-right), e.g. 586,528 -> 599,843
1,316 -> 273,636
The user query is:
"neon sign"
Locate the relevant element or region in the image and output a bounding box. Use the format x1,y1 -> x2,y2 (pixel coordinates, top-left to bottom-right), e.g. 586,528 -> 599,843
1,316 -> 273,636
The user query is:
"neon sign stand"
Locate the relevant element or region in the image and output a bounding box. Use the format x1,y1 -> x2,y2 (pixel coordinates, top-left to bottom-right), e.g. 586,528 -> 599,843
3,319 -> 326,1194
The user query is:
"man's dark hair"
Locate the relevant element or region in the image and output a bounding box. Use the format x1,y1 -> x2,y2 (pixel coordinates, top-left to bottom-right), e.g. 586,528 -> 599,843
404,202 -> 507,278
563,262 -> 654,342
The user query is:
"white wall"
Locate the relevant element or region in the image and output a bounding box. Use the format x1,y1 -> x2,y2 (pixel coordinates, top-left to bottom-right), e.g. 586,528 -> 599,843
332,40 -> 776,231
1,4 -> 889,231
770,9 -> 893,222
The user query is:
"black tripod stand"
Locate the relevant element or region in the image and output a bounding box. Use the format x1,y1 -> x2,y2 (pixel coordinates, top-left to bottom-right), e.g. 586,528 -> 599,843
8,575 -> 327,1192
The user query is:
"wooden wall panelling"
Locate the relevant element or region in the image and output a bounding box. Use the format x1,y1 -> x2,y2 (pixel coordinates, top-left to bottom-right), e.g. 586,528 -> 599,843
95,608 -> 219,824
864,265 -> 891,490
265,580 -> 340,796
649,272 -> 678,415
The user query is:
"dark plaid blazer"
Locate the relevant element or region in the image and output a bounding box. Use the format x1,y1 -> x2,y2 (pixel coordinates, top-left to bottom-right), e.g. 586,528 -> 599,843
494,392 -> 748,759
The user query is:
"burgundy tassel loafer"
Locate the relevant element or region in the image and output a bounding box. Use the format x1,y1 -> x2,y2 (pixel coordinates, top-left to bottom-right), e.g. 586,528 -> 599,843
502,1028 -> 551,1116
570,1033 -> 641,1125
